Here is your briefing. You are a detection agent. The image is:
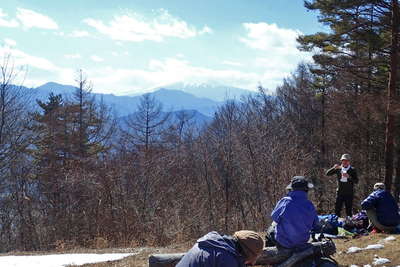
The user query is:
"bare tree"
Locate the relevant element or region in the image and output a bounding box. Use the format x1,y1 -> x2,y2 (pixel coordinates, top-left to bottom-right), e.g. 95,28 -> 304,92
0,54 -> 35,251
123,93 -> 170,151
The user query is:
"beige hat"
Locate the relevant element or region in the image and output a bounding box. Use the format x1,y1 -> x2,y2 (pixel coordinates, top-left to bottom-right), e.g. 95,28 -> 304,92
374,183 -> 385,190
340,154 -> 351,161
233,230 -> 264,263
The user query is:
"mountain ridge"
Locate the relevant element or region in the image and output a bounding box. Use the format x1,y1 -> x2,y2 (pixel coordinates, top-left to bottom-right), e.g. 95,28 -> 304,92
149,81 -> 254,101
28,82 -> 222,117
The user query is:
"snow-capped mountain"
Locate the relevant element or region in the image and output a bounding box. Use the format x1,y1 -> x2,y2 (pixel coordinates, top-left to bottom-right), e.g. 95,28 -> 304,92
149,82 -> 254,102
29,82 -> 220,117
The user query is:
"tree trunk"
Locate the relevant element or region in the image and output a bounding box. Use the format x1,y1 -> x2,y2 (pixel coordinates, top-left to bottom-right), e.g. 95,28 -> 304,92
394,139 -> 400,201
384,0 -> 399,192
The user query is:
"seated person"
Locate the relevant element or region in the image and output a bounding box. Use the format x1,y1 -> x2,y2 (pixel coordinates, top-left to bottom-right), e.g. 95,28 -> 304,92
176,230 -> 264,267
266,176 -> 320,249
361,183 -> 400,232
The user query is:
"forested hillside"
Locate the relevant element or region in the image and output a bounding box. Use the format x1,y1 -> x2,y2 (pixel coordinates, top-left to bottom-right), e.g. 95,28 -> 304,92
1,0 -> 400,253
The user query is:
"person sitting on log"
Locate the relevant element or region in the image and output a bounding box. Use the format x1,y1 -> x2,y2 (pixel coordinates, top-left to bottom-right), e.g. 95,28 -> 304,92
361,182 -> 400,233
176,230 -> 264,267
266,176 -> 320,249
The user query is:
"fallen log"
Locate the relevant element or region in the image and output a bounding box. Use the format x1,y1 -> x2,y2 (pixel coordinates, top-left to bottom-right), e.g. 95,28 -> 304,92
149,240 -> 336,267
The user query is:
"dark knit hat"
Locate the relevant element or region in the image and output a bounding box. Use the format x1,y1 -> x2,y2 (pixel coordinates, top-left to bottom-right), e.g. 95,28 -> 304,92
286,176 -> 314,192
233,230 -> 264,263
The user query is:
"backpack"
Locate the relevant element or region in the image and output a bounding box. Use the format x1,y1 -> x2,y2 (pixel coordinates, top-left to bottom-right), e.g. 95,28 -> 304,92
351,210 -> 369,229
318,214 -> 340,235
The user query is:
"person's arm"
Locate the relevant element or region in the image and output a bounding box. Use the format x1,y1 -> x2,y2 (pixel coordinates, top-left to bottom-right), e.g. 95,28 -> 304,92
271,198 -> 288,223
308,204 -> 321,232
351,168 -> 358,184
217,253 -> 243,267
311,214 -> 321,233
326,165 -> 339,176
361,192 -> 377,210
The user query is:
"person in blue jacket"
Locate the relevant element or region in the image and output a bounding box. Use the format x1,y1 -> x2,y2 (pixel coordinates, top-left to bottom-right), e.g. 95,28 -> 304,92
361,183 -> 400,229
266,176 -> 320,249
176,230 -> 264,267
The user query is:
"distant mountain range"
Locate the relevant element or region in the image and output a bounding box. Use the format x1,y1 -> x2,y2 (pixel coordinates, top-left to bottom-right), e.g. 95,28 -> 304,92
31,82 -> 224,117
20,81 -> 254,128
150,82 -> 253,102
30,81 -> 253,114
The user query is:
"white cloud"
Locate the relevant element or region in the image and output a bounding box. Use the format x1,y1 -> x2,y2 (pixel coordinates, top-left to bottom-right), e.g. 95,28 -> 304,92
0,9 -> 19,27
69,30 -> 90,38
90,55 -> 104,62
0,47 -> 75,88
84,9 -> 212,42
16,8 -> 58,30
239,22 -> 313,90
64,54 -> 81,59
240,22 -> 301,53
4,38 -> 17,47
199,26 -> 213,35
0,46 -> 57,71
222,60 -> 242,67
82,57 -> 260,95
111,52 -> 119,56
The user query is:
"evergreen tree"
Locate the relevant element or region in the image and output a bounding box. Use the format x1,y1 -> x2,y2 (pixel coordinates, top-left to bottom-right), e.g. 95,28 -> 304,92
299,0 -> 400,194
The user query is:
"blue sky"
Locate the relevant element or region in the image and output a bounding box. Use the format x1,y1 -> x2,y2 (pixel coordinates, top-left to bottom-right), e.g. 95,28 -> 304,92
0,0 -> 322,95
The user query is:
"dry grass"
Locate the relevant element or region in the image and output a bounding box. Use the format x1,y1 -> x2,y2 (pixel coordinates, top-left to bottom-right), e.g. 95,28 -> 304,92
2,234 -> 399,267
333,233 -> 400,266
72,234 -> 400,267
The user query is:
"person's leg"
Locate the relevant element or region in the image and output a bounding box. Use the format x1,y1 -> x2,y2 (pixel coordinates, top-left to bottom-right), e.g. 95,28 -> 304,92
365,209 -> 397,233
344,195 -> 353,217
335,194 -> 344,217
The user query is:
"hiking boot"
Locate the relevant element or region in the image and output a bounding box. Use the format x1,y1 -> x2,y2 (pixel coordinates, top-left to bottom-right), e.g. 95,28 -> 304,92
371,228 -> 380,234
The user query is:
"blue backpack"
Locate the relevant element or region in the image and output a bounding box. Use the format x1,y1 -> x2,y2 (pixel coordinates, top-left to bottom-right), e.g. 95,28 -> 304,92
318,214 -> 340,235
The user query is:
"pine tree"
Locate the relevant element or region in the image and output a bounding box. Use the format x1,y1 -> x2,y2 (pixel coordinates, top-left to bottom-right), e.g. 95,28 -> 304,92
299,0 -> 400,194
31,71 -> 115,245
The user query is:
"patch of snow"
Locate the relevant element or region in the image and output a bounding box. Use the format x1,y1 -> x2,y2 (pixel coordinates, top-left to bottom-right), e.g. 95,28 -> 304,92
373,257 -> 390,265
383,236 -> 396,242
347,247 -> 363,253
350,265 -> 359,267
363,265 -> 372,267
347,244 -> 384,254
0,253 -> 134,267
365,244 -> 384,250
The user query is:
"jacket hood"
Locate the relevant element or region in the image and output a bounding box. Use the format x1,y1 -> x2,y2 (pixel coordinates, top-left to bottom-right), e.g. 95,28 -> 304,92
197,231 -> 240,257
288,190 -> 308,199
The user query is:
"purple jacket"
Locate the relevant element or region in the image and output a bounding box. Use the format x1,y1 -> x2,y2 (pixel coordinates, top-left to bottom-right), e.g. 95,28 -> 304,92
361,189 -> 400,226
176,231 -> 245,267
272,190 -> 319,249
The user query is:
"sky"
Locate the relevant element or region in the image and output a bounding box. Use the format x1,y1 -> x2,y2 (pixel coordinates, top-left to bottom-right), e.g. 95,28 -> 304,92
0,0 -> 324,95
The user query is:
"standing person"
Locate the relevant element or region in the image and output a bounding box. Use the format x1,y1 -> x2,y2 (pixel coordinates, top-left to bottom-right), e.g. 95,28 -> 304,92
361,183 -> 400,232
176,230 -> 264,267
326,154 -> 358,218
266,176 -> 320,249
